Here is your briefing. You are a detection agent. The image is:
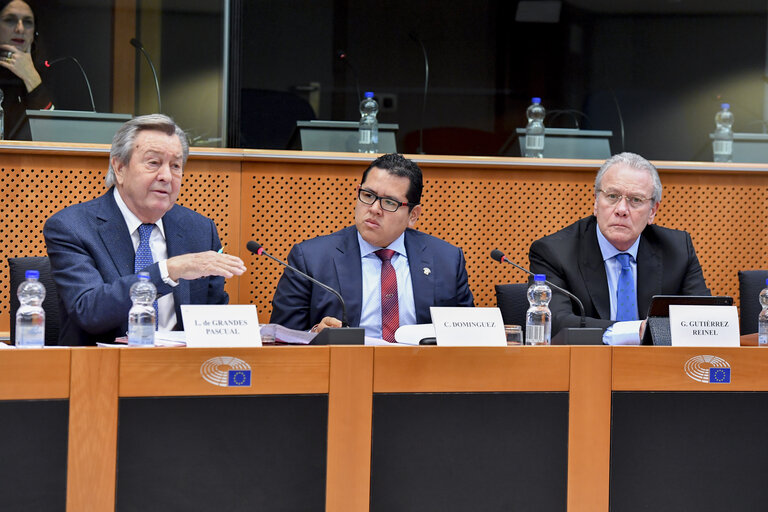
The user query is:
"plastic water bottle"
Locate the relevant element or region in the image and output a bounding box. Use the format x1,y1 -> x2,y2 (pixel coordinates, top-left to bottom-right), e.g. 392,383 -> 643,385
128,271 -> 156,346
713,103 -> 734,163
358,91 -> 379,153
0,88 -> 5,140
525,274 -> 551,345
16,270 -> 45,348
524,97 -> 545,158
759,278 -> 768,346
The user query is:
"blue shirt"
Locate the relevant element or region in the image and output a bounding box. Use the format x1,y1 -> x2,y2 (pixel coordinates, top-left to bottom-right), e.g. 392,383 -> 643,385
357,232 -> 417,339
596,228 -> 640,320
596,228 -> 643,344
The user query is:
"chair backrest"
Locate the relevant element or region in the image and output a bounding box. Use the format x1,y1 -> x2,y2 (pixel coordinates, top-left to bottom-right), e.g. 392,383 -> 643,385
495,283 -> 529,329
239,89 -> 316,150
738,270 -> 768,334
8,256 -> 61,345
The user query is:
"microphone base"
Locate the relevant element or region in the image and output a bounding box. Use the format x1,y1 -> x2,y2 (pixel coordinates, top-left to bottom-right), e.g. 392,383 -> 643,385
551,327 -> 604,345
310,327 -> 365,345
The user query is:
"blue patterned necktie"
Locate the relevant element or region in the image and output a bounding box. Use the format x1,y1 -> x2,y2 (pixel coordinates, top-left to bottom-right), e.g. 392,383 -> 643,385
135,223 -> 158,327
615,253 -> 638,321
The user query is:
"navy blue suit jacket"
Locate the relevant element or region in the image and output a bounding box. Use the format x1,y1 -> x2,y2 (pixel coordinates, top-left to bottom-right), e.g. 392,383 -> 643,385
269,226 -> 474,330
529,216 -> 710,336
43,189 -> 228,346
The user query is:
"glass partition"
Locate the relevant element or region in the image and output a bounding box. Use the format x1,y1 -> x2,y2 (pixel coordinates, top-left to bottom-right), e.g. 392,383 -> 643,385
6,0 -> 767,162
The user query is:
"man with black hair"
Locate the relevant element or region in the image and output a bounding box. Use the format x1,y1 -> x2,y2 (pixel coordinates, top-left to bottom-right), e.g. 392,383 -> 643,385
270,153 -> 474,341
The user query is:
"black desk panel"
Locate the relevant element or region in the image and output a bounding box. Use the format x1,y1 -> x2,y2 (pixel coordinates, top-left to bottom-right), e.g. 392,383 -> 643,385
0,399 -> 69,511
370,392 -> 569,512
116,394 -> 328,512
611,392 -> 768,511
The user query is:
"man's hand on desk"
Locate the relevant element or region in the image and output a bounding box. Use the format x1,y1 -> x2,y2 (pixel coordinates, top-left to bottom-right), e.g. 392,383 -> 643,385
311,316 -> 342,333
166,251 -> 246,281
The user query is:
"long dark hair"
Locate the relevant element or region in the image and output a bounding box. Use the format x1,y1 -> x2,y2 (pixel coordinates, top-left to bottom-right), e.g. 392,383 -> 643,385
0,0 -> 45,65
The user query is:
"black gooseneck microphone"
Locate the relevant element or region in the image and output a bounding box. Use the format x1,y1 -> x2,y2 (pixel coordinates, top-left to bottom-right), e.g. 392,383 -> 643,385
409,32 -> 429,154
130,38 -> 162,113
247,241 -> 351,328
336,49 -> 361,106
491,249 -> 587,329
44,56 -> 96,112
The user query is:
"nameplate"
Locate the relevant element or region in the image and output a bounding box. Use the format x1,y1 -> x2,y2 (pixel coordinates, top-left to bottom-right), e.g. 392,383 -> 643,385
430,307 -> 506,346
181,304 -> 262,348
668,305 -> 740,347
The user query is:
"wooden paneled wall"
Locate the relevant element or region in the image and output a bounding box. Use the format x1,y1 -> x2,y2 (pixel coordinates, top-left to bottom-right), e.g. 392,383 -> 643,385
1,142 -> 767,331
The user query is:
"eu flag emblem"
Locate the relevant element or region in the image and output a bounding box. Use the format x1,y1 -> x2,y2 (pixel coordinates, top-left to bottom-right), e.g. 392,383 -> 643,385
228,370 -> 251,387
709,367 -> 731,383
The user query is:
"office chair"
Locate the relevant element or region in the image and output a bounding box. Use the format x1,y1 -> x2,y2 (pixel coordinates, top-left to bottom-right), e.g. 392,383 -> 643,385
8,256 -> 61,345
494,283 -> 529,328
738,270 -> 768,335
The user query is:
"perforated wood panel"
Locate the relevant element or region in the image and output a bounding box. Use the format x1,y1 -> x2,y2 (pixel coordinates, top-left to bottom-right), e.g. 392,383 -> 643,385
2,147 -> 767,332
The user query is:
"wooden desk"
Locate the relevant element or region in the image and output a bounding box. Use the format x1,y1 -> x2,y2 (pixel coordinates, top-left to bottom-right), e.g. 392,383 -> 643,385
2,344 -> 768,511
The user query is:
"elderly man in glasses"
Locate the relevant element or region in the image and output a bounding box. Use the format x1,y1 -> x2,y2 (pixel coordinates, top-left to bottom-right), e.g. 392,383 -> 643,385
270,153 -> 474,341
528,152 -> 709,344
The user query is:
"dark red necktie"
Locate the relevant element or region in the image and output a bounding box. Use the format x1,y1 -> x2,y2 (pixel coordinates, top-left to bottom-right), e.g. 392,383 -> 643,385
375,249 -> 399,342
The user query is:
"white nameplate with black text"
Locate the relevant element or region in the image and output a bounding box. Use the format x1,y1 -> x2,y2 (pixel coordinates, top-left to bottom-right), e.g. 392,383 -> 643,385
668,304 -> 739,347
430,307 -> 506,346
181,304 -> 262,347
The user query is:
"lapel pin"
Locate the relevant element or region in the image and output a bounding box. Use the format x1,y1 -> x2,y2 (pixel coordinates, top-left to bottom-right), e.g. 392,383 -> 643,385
423,267 -> 431,275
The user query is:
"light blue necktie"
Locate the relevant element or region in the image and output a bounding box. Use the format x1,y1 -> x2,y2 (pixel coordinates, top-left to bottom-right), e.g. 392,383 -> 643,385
615,253 -> 638,321
135,223 -> 158,326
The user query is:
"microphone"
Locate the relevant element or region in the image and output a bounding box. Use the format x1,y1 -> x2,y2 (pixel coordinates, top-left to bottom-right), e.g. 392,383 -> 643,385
247,241 -> 352,328
45,56 -> 96,112
490,249 -> 590,331
409,32 -> 429,154
336,49 -> 361,106
130,38 -> 162,113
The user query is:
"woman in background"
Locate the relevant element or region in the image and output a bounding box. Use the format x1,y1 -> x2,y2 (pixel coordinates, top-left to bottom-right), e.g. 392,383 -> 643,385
0,0 -> 53,139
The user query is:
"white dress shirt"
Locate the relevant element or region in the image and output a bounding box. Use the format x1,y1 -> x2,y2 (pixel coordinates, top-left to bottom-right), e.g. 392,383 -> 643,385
113,188 -> 178,331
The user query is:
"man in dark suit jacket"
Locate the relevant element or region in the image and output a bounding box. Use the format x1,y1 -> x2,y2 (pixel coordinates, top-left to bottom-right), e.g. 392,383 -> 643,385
44,114 -> 246,345
529,152 -> 709,342
270,154 -> 474,340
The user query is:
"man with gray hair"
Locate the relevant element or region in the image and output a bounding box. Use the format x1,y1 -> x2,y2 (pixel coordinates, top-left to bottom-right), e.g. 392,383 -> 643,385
44,114 -> 245,345
528,152 -> 709,344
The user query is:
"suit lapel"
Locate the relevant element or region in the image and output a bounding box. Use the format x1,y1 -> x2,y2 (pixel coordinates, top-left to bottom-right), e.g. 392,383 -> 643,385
405,229 -> 433,324
636,234 -> 661,317
333,227 -> 363,326
96,191 -> 135,277
162,207 -> 190,315
579,219 -> 611,320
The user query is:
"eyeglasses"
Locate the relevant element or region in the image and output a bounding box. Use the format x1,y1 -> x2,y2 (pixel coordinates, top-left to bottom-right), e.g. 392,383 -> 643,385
357,188 -> 414,212
596,189 -> 653,209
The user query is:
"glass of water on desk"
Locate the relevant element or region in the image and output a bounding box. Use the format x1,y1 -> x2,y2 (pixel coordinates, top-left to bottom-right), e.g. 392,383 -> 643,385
505,325 -> 523,345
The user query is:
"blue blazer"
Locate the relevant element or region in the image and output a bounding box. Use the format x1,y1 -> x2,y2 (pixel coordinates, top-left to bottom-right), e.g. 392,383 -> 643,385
43,189 -> 228,346
269,226 -> 474,330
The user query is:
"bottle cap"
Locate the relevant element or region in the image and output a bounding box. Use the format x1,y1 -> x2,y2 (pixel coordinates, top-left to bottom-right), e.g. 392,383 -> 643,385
721,103 -> 730,109
533,274 -> 546,282
364,91 -> 374,98
137,271 -> 150,281
25,270 -> 39,280
532,97 -> 541,104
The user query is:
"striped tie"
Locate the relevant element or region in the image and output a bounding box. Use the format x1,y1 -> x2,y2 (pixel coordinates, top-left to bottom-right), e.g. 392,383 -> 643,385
375,249 -> 399,342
